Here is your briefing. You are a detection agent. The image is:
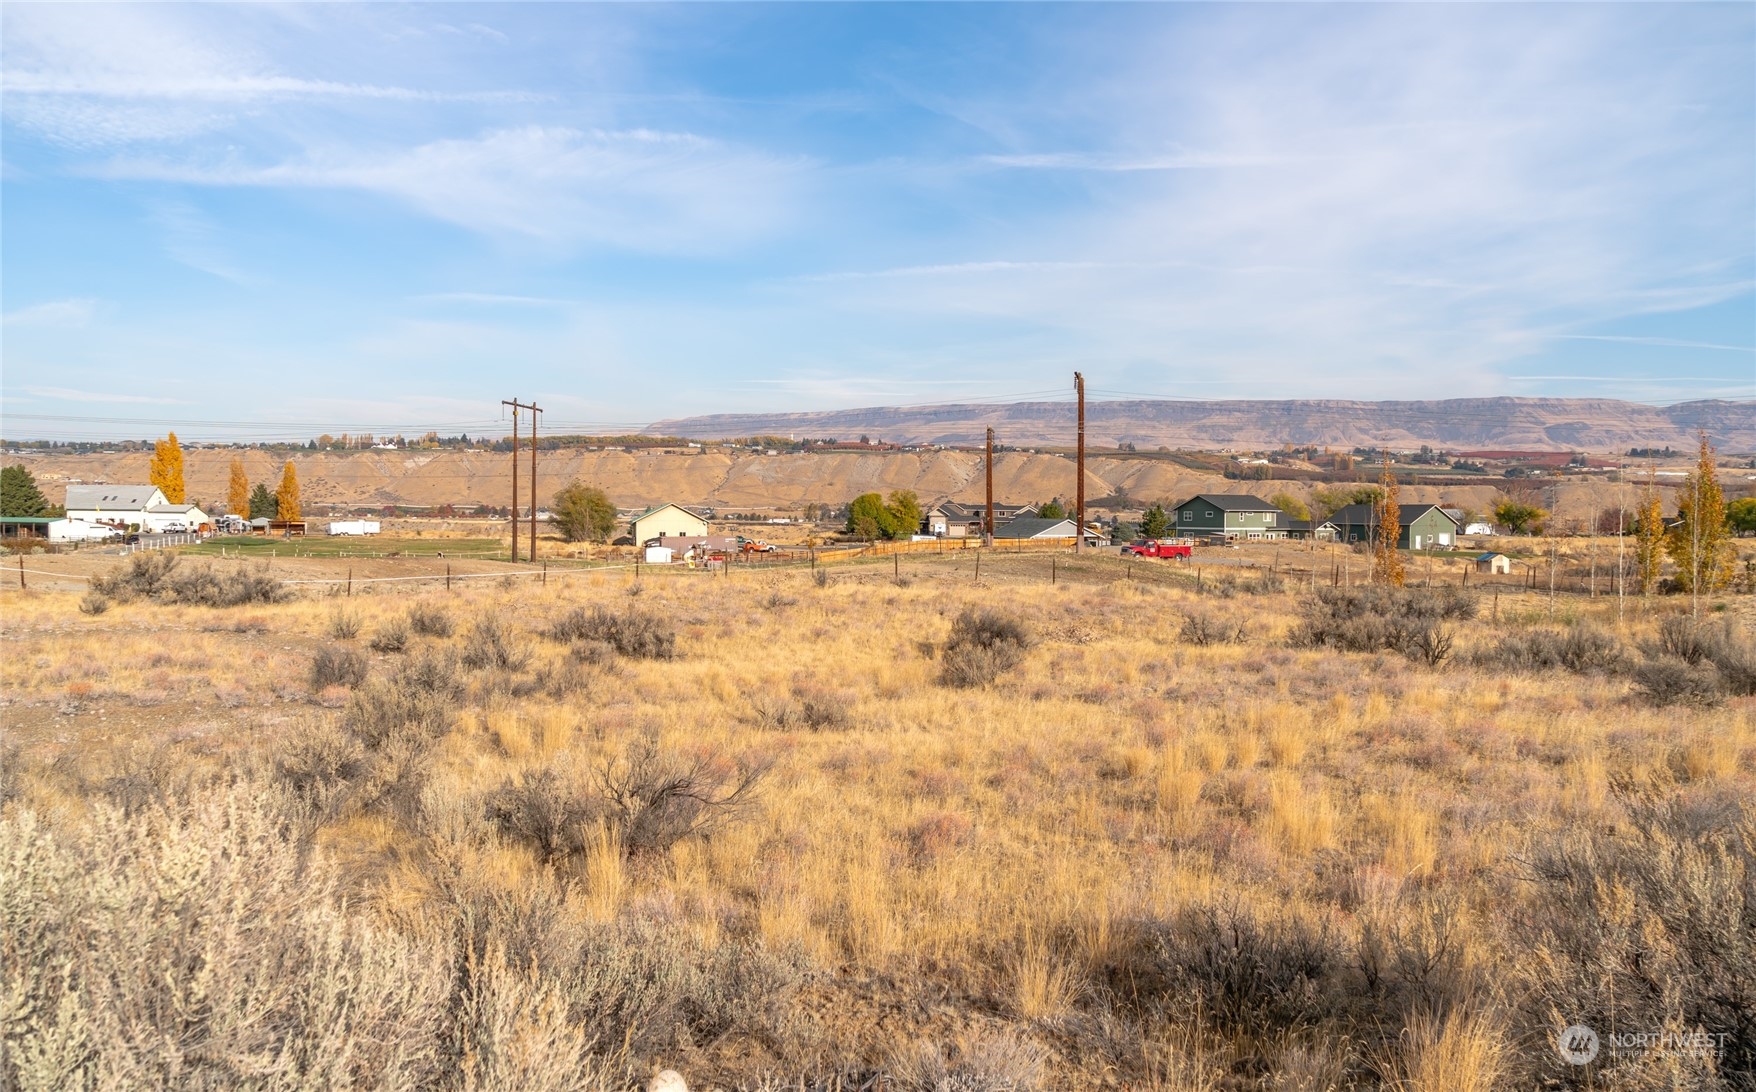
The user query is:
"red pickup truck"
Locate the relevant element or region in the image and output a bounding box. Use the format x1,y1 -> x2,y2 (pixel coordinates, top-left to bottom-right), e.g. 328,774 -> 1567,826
1122,539 -> 1192,559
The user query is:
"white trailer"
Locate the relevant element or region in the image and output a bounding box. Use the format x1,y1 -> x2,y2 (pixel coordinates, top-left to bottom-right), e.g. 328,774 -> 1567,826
47,519 -> 122,543
326,520 -> 382,536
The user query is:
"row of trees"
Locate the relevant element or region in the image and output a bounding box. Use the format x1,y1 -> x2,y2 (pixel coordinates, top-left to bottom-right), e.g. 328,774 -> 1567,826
145,434 -> 302,522
845,491 -> 924,541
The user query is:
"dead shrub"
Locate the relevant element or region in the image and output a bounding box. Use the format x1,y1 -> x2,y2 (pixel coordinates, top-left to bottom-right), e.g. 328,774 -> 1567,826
597,738 -> 768,858
310,645 -> 369,690
940,608 -> 1032,689
460,616 -> 531,672
406,602 -> 453,638
1180,611 -> 1247,647
547,606 -> 677,660
483,767 -> 605,863
1132,901 -> 1350,1036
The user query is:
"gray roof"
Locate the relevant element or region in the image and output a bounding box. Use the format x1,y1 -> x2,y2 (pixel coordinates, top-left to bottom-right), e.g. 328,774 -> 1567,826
1175,493 -> 1282,512
1330,502 -> 1458,528
65,485 -> 163,509
145,504 -> 205,514
993,517 -> 1080,539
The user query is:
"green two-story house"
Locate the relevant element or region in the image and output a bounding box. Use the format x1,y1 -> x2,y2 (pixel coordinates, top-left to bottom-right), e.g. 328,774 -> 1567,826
1168,494 -> 1289,540
1329,502 -> 1460,550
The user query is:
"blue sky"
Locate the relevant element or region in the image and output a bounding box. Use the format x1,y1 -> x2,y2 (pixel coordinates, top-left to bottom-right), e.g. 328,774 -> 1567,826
2,2 -> 1752,441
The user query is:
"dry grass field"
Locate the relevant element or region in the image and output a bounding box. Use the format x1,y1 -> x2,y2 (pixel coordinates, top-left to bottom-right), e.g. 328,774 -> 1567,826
2,545 -> 1752,1091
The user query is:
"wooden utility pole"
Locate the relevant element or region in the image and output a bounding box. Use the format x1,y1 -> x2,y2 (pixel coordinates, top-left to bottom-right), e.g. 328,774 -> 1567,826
529,401 -> 542,562
985,427 -> 996,544
502,398 -> 541,562
1074,371 -> 1086,554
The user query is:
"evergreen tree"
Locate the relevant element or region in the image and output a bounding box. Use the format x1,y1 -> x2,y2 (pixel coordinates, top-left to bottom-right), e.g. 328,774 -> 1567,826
227,458 -> 250,516
248,483 -> 277,520
0,464 -> 48,517
1373,459 -> 1404,586
276,462 -> 301,522
1667,432 -> 1733,594
552,480 -> 617,543
149,432 -> 186,503
1635,482 -> 1665,596
1139,503 -> 1172,538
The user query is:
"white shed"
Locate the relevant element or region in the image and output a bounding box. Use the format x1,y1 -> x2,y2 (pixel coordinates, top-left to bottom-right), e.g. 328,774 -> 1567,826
643,545 -> 675,564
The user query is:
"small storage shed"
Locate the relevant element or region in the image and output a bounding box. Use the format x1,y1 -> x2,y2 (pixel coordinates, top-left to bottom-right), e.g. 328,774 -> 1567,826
1474,552 -> 1512,575
643,545 -> 675,564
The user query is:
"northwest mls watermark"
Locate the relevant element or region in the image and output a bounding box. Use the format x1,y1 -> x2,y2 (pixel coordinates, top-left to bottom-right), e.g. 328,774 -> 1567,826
1557,1024 -> 1729,1066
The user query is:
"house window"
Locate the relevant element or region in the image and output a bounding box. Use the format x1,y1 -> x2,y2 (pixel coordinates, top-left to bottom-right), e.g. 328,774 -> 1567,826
1264,512 -> 1275,524
1205,510 -> 1215,518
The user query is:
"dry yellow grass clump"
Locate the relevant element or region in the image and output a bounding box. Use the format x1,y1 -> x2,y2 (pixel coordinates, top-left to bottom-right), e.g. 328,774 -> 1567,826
2,547 -> 1752,1090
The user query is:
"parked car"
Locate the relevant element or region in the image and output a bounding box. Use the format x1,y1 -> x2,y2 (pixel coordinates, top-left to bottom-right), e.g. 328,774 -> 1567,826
1122,539 -> 1192,559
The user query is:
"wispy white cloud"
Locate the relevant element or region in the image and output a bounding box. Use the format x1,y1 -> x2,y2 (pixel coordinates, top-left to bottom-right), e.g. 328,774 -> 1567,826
20,385 -> 184,404
1549,334 -> 1755,353
147,199 -> 248,283
2,299 -> 96,326
98,126 -> 811,252
980,150 -> 1288,171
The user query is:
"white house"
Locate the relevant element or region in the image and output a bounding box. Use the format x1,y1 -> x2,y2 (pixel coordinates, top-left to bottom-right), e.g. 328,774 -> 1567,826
142,504 -> 211,533
631,503 -> 709,545
65,485 -> 166,528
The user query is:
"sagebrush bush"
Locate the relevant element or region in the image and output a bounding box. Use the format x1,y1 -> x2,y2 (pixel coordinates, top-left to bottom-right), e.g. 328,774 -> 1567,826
940,608 -> 1032,688
1632,656 -> 1723,707
461,617 -> 532,672
327,608 -> 362,640
1473,624 -> 1627,675
369,618 -> 410,653
547,607 -> 677,660
483,767 -> 605,862
93,553 -> 286,607
1288,586 -> 1471,663
0,791 -> 455,1091
77,591 -> 110,616
407,601 -> 454,638
1516,793 -> 1755,1084
311,644 -> 369,690
1649,617 -> 1756,698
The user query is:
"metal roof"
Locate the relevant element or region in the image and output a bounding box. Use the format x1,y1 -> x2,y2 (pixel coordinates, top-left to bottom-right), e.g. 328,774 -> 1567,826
65,485 -> 163,509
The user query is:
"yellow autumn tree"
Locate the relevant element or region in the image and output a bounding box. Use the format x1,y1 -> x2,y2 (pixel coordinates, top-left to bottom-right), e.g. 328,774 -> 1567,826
1635,478 -> 1665,596
1667,432 -> 1733,594
149,432 -> 186,504
227,457 -> 250,517
276,461 -> 301,522
1373,458 -> 1405,586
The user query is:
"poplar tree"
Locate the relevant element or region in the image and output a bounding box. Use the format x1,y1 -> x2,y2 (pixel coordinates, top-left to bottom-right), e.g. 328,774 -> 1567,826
1373,459 -> 1404,586
1635,480 -> 1665,596
149,432 -> 186,504
1667,432 -> 1732,596
227,458 -> 250,517
276,462 -> 301,522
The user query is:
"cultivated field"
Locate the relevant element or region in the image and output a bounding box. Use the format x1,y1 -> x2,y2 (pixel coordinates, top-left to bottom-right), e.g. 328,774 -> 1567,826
2,545 -> 1752,1090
